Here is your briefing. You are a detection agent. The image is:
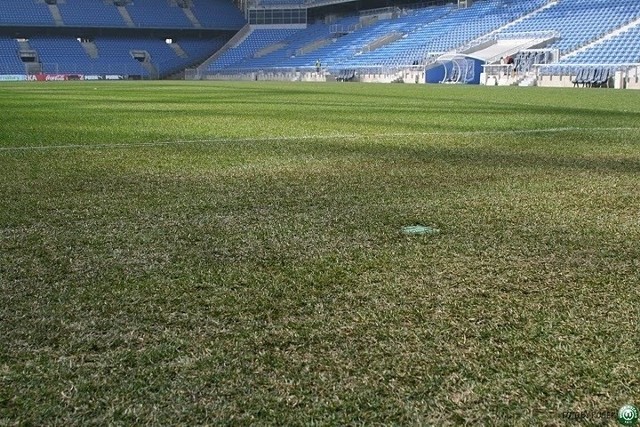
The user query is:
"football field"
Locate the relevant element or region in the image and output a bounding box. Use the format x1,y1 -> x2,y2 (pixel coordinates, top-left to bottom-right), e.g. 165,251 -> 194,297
1,81 -> 639,424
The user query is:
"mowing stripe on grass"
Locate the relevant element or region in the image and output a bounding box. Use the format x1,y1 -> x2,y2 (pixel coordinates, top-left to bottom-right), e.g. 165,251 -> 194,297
1,127 -> 639,152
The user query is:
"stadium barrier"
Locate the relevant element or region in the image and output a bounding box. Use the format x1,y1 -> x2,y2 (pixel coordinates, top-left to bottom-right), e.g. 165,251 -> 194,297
27,73 -> 84,81
0,75 -> 27,81
192,64 -> 426,84
0,73 -> 135,82
534,63 -> 640,89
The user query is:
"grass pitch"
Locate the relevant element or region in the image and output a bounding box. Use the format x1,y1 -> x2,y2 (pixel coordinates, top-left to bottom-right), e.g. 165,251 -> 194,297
1,81 -> 639,425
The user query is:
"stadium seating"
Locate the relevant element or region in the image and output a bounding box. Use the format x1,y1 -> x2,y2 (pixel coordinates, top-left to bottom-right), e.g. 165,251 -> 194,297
57,0 -> 125,27
341,0 -> 546,69
177,38 -> 228,66
498,0 -> 640,54
0,0 -> 238,78
207,8 -> 448,72
0,1 -> 54,26
30,36 -> 148,76
0,0 -> 246,30
557,24 -> 640,66
22,35 -> 226,78
125,0 -> 194,29
207,28 -> 301,72
0,37 -> 25,74
537,21 -> 640,84
335,69 -> 356,81
2,0 -> 640,81
204,0 -> 640,78
207,0 -> 546,73
571,67 -> 612,87
190,0 -> 246,30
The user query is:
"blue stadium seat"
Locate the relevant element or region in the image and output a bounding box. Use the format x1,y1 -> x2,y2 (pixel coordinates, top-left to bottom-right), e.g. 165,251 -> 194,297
3,0 -> 639,80
126,0 -> 193,29
555,23 -> 640,68
499,0 -> 640,54
58,0 -> 124,27
190,0 -> 246,30
0,37 -> 26,74
0,0 -> 246,30
22,35 -> 227,78
0,1 -> 54,26
208,0 -> 546,73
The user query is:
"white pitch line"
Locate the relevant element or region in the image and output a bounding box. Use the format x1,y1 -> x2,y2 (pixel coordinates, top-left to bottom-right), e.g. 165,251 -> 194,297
0,127 -> 638,152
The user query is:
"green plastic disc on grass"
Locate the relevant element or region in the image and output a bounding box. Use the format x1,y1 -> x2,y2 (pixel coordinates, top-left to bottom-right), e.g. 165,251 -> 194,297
402,225 -> 440,235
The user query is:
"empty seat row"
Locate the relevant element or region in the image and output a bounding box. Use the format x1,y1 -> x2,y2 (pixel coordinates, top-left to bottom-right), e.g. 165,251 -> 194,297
498,0 -> 640,54
207,0 -> 546,73
1,35 -> 228,78
0,0 -> 246,30
556,23 -> 640,66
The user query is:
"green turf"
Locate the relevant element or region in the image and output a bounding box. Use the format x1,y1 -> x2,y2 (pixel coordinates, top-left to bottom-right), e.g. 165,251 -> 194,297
1,81 -> 639,425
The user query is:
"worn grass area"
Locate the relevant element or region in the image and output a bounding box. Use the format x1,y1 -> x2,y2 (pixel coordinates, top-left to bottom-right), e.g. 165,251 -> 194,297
1,81 -> 639,425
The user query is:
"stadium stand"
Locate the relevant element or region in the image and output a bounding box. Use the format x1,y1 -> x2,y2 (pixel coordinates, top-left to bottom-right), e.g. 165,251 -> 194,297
558,24 -> 640,66
190,0 -> 246,30
178,37 -> 228,65
125,0 -> 194,29
15,35 -> 227,78
498,0 -> 640,54
206,0 -> 547,73
0,0 -> 241,78
571,67 -> 612,87
0,36 -> 25,74
207,28 -> 300,72
0,1 -> 54,26
342,0 -> 546,69
2,0 -> 640,87
0,0 -> 245,30
57,0 -> 125,28
30,36 -> 149,76
536,21 -> 640,88
199,0 -> 640,87
512,50 -> 554,74
206,10 -> 436,73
